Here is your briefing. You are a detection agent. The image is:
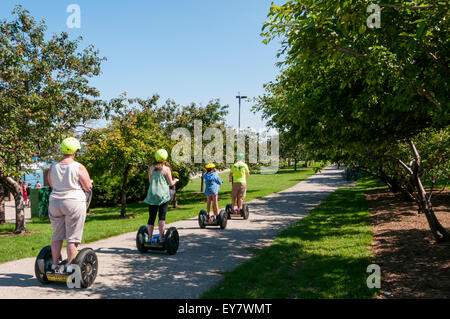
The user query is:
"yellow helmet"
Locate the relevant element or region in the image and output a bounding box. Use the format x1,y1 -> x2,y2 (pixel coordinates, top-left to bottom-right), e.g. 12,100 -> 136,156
205,163 -> 215,169
60,137 -> 81,155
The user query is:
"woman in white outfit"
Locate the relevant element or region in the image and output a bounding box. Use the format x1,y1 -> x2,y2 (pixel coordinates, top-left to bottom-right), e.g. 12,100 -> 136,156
47,137 -> 92,273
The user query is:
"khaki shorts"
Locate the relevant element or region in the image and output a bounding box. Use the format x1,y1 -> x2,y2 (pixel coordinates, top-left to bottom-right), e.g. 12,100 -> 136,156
49,199 -> 86,243
232,182 -> 247,200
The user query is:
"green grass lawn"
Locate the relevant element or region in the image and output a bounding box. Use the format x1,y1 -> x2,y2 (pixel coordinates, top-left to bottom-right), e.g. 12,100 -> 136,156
0,162 -> 326,264
200,176 -> 383,299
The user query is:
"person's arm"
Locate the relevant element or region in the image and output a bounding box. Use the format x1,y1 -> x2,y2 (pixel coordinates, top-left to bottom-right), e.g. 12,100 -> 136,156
148,166 -> 153,183
245,165 -> 250,178
216,173 -> 223,185
229,172 -> 233,183
78,164 -> 93,192
164,166 -> 178,187
48,166 -> 53,188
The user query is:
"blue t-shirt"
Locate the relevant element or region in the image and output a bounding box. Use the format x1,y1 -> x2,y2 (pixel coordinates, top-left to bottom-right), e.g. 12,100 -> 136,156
203,172 -> 222,195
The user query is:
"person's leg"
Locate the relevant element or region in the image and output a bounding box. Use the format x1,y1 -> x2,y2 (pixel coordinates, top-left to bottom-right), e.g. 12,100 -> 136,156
206,195 -> 211,214
147,205 -> 158,239
212,194 -> 219,216
66,242 -> 79,265
231,184 -> 237,211
237,183 -> 247,210
51,240 -> 63,265
158,202 -> 169,243
48,200 -> 65,266
65,200 -> 86,267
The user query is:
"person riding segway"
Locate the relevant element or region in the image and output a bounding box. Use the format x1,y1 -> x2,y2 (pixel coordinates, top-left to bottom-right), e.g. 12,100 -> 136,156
227,153 -> 250,219
35,137 -> 98,288
136,149 -> 179,255
198,163 -> 227,229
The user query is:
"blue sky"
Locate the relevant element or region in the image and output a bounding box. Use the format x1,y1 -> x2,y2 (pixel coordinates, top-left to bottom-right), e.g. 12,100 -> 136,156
1,0 -> 284,130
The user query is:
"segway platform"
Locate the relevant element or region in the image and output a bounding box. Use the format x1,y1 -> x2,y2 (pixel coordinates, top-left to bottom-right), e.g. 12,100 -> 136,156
198,209 -> 228,229
35,246 -> 98,288
225,203 -> 250,220
136,226 -> 179,255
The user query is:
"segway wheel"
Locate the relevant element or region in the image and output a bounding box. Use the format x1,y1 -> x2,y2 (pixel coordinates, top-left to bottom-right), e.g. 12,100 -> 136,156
218,210 -> 228,229
165,227 -> 179,255
73,248 -> 98,288
241,204 -> 250,220
225,204 -> 233,218
35,245 -> 54,284
136,225 -> 149,253
198,210 -> 207,229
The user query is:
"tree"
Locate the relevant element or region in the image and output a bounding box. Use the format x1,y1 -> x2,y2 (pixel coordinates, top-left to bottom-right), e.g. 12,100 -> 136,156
81,95 -> 165,218
256,1 -> 449,241
0,6 -> 108,233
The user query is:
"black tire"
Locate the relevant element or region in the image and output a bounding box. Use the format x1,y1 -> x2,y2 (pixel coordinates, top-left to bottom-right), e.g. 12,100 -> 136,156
73,248 -> 98,288
218,210 -> 227,229
35,245 -> 53,285
165,227 -> 179,255
225,204 -> 233,218
198,210 -> 207,229
136,225 -> 149,253
241,204 -> 250,220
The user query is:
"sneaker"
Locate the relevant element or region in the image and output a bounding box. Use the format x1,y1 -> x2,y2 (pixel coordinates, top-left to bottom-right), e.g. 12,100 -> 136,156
66,264 -> 74,274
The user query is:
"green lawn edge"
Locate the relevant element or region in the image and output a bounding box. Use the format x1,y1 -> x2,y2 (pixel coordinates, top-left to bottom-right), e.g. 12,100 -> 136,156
200,175 -> 382,299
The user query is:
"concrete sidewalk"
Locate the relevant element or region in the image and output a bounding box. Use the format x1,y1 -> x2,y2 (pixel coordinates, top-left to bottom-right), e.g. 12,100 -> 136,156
0,165 -> 351,299
4,201 -> 31,224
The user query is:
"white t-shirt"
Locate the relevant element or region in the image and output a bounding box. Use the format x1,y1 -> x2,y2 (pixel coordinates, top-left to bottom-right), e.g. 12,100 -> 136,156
49,161 -> 86,201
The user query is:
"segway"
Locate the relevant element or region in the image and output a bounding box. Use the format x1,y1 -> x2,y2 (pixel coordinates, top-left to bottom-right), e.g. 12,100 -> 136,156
35,246 -> 98,288
35,189 -> 98,288
225,203 -> 250,220
136,226 -> 179,255
198,209 -> 228,229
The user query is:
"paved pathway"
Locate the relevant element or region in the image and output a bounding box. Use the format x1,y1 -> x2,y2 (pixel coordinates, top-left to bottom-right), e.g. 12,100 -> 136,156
0,165 -> 351,299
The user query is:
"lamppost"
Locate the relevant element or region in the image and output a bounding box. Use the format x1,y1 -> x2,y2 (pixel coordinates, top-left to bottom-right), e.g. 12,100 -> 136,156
236,92 -> 247,131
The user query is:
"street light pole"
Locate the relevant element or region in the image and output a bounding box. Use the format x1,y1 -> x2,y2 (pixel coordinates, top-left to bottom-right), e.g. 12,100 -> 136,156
236,92 -> 247,131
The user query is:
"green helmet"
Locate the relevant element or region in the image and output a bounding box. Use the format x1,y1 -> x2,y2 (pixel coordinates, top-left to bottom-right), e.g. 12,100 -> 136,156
237,153 -> 245,160
155,149 -> 168,162
60,137 -> 81,155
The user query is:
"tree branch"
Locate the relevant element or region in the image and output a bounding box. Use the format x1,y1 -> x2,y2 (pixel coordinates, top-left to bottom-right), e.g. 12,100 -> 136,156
379,3 -> 435,10
325,40 -> 367,58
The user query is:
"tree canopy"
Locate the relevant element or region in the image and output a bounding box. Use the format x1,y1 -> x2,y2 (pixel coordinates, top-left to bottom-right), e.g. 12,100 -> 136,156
256,0 -> 449,241
0,6 -> 108,232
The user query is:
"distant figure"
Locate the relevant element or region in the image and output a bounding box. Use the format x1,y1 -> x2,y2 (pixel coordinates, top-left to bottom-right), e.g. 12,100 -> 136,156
35,182 -> 41,189
26,183 -> 31,207
22,181 -> 28,207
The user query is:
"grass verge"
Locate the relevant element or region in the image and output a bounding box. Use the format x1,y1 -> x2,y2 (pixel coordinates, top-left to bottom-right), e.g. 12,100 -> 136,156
0,163 -> 326,263
200,176 -> 382,299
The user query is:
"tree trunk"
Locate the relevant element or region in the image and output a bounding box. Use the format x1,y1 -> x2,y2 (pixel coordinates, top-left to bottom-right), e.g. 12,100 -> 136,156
412,168 -> 450,242
408,140 -> 450,242
294,158 -> 297,171
120,165 -> 130,218
0,184 -> 6,224
0,200 -> 5,224
0,177 -> 26,233
172,192 -> 178,209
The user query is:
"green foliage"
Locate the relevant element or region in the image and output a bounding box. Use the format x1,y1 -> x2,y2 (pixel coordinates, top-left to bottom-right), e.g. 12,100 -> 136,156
256,1 -> 449,239
0,5 -> 108,179
79,97 -> 230,207
257,0 -> 449,153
